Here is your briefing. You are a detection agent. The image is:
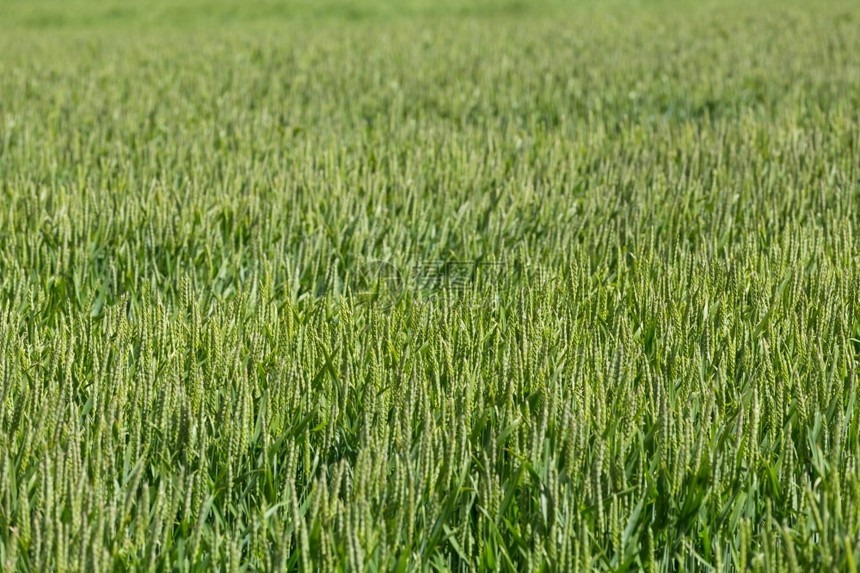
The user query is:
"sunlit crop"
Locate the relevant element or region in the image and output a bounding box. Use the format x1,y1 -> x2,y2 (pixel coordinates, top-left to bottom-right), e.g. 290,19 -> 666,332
1,0 -> 859,570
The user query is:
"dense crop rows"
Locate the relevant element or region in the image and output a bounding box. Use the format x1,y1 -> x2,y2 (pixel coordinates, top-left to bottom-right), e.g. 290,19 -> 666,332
1,0 -> 860,570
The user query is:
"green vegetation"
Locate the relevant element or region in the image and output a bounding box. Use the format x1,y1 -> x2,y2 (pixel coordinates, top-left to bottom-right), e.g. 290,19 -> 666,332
1,0 -> 860,570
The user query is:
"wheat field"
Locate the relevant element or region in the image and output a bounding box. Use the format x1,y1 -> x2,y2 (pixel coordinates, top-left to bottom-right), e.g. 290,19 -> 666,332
1,0 -> 860,570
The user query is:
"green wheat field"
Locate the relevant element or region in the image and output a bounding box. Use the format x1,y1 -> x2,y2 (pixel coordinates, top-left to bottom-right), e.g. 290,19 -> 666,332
1,0 -> 860,570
